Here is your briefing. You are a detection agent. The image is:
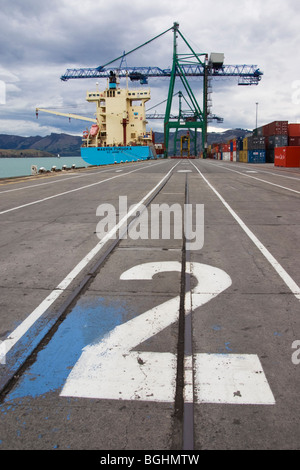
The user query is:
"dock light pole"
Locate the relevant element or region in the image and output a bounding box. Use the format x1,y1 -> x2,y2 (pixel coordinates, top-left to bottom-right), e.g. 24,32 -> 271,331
256,102 -> 259,129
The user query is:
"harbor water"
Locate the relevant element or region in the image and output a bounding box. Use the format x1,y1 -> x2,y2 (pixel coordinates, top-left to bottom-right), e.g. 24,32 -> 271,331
0,156 -> 90,179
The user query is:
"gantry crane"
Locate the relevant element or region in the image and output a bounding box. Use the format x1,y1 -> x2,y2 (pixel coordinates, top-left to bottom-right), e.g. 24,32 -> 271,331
57,22 -> 263,157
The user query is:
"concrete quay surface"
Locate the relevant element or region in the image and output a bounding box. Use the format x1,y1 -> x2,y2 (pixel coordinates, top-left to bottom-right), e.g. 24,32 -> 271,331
0,158 -> 299,451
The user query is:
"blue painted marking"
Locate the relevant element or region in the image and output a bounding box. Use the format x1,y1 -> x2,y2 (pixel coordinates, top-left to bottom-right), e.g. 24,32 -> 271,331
212,325 -> 221,331
4,297 -> 131,402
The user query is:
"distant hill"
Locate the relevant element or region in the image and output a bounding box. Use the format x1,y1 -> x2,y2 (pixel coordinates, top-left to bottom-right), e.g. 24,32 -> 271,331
0,128 -> 250,157
206,128 -> 250,145
0,148 -> 54,158
0,133 -> 82,156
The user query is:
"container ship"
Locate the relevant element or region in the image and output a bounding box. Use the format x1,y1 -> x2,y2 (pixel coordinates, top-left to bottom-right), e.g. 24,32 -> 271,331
37,72 -> 157,166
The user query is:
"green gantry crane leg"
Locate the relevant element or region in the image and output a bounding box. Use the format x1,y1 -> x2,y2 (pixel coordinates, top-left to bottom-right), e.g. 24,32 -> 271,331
164,23 -> 178,158
164,22 -> 207,158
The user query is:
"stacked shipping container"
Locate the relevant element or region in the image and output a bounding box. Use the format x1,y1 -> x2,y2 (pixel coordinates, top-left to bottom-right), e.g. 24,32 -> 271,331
207,120 -> 300,167
288,124 -> 300,146
210,143 -> 222,160
274,122 -> 300,167
245,134 -> 266,163
256,121 -> 289,163
222,143 -> 231,161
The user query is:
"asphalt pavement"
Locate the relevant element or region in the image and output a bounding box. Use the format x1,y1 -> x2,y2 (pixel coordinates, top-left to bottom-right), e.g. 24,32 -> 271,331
0,158 -> 299,452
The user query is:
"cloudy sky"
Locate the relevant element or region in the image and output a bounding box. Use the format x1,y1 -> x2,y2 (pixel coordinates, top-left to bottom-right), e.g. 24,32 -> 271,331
0,0 -> 300,138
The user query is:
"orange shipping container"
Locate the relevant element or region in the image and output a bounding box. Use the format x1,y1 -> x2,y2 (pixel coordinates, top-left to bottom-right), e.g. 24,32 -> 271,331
274,146 -> 300,167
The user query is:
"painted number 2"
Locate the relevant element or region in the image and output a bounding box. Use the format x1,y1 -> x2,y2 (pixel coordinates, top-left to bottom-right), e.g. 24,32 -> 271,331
60,262 -> 232,402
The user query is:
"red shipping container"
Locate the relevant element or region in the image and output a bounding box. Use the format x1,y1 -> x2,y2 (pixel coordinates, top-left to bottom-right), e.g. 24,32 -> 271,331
221,143 -> 230,152
289,136 -> 300,146
288,123 -> 300,137
263,121 -> 288,136
262,124 -> 269,136
269,121 -> 288,136
274,146 -> 300,167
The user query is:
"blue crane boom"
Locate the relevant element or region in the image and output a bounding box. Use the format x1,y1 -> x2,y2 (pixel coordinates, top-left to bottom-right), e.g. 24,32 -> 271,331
61,64 -> 263,85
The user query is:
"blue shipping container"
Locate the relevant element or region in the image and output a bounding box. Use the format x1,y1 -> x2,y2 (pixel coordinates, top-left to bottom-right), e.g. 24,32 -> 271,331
248,150 -> 266,163
237,137 -> 243,150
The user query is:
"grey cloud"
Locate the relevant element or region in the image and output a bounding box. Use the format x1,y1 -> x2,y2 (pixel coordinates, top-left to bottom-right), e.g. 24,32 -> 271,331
0,0 -> 300,137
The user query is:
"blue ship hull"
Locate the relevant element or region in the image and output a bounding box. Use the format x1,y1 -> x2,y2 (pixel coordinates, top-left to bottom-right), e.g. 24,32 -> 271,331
81,145 -> 156,166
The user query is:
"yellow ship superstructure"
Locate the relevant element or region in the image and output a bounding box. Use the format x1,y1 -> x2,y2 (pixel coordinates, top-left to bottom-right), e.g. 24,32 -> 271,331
83,72 -> 153,148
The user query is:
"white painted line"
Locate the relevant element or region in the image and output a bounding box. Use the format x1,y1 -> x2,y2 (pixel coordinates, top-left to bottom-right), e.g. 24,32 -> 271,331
241,166 -> 300,181
259,170 -> 300,181
207,161 -> 300,194
2,163 -> 180,356
0,161 -> 165,215
207,161 -> 300,182
194,353 -> 275,405
191,161 -> 300,301
184,262 -> 194,404
0,167 -> 115,194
